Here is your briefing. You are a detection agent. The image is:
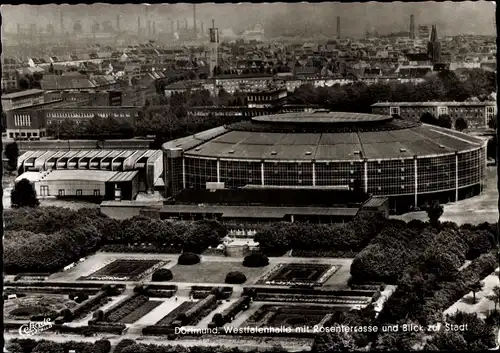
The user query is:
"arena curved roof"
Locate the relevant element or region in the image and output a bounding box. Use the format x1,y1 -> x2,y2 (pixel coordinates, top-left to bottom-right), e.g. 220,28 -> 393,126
163,112 -> 486,161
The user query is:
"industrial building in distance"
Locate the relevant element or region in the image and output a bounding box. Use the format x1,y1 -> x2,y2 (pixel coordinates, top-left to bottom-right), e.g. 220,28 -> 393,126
163,110 -> 487,214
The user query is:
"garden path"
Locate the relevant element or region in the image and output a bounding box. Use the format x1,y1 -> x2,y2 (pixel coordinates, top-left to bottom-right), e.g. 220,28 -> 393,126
444,267 -> 500,319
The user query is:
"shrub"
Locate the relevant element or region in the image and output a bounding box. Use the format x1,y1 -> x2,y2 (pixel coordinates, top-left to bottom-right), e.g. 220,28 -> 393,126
75,293 -> 89,303
114,339 -> 136,353
178,252 -> 200,265
243,253 -> 269,267
94,339 -> 112,353
225,271 -> 247,284
212,313 -> 224,327
152,268 -> 173,282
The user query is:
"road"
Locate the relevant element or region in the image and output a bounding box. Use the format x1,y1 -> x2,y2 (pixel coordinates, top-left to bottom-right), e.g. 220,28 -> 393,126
393,166 -> 498,225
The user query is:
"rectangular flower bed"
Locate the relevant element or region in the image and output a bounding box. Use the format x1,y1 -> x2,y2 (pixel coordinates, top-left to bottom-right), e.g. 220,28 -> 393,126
256,263 -> 340,286
80,260 -> 167,281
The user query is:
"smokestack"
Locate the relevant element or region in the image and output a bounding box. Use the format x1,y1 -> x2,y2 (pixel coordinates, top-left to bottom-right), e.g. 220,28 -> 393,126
193,4 -> 197,38
148,20 -> 151,36
116,14 -> 120,33
177,20 -> 180,30
185,18 -> 188,29
336,16 -> 341,38
60,10 -> 64,35
171,19 -> 174,33
153,22 -> 156,35
201,22 -> 204,35
138,17 -> 141,36
410,14 -> 415,39
17,23 -> 21,34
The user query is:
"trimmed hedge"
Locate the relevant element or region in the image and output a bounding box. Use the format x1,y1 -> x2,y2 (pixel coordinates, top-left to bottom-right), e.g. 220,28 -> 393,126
225,271 -> 247,284
152,268 -> 173,282
142,325 -> 176,336
243,253 -> 269,267
178,252 -> 201,265
212,296 -> 251,327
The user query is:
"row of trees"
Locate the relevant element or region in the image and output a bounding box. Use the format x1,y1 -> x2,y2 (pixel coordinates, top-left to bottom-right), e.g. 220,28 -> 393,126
4,207 -> 227,274
7,338 -> 111,353
43,89 -> 243,142
255,213 -> 387,257
288,69 -> 496,113
420,112 -> 469,131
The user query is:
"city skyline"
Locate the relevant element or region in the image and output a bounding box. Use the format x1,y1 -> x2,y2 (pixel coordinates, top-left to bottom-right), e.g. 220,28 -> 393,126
1,2 -> 496,38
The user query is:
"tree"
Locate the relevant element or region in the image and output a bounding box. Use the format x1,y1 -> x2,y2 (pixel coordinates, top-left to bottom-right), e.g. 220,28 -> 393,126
5,141 -> 19,172
32,341 -> 64,353
420,112 -> 438,125
225,271 -> 247,284
488,115 -> 497,130
469,281 -> 484,304
313,330 -> 358,352
243,252 -> 269,267
486,286 -> 500,311
11,179 -> 40,208
437,114 -> 453,129
178,252 -> 200,265
121,344 -> 148,353
152,268 -> 173,281
425,330 -> 468,351
5,342 -> 24,353
426,201 -> 443,227
455,117 -> 468,131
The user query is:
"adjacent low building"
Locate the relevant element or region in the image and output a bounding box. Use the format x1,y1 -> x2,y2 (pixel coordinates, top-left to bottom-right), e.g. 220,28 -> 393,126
16,149 -> 163,195
371,101 -> 497,128
1,89 -> 45,111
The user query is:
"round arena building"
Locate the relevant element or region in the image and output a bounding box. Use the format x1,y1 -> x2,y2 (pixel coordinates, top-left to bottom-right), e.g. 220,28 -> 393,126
163,111 -> 487,213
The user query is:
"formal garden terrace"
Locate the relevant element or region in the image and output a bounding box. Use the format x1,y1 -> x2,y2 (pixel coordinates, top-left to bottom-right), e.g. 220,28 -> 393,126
3,206 -> 500,351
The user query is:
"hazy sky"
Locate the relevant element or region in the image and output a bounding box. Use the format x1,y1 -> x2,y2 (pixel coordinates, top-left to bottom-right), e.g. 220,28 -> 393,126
1,2 -> 496,37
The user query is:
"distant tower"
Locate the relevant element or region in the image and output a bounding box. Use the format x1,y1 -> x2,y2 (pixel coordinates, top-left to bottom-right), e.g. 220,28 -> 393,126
116,14 -> 119,33
177,20 -> 180,31
148,20 -> 151,36
153,22 -> 156,35
185,18 -> 188,29
209,19 -> 219,79
60,9 -> 64,35
17,23 -> 21,34
193,4 -> 197,38
410,14 -> 415,39
336,16 -> 341,38
171,19 -> 174,33
201,22 -> 204,35
427,24 -> 442,63
138,17 -> 141,37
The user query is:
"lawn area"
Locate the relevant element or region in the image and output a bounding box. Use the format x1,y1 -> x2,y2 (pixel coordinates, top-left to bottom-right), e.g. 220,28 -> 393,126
169,261 -> 270,284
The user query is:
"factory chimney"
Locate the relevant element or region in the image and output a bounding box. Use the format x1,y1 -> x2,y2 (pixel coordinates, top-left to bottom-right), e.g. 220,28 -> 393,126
193,4 -> 197,38
336,16 -> 341,38
138,16 -> 141,36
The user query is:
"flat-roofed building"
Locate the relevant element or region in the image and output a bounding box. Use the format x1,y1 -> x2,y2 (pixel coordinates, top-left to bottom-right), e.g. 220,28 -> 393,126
17,149 -> 163,193
371,101 -> 497,128
1,89 -> 45,111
